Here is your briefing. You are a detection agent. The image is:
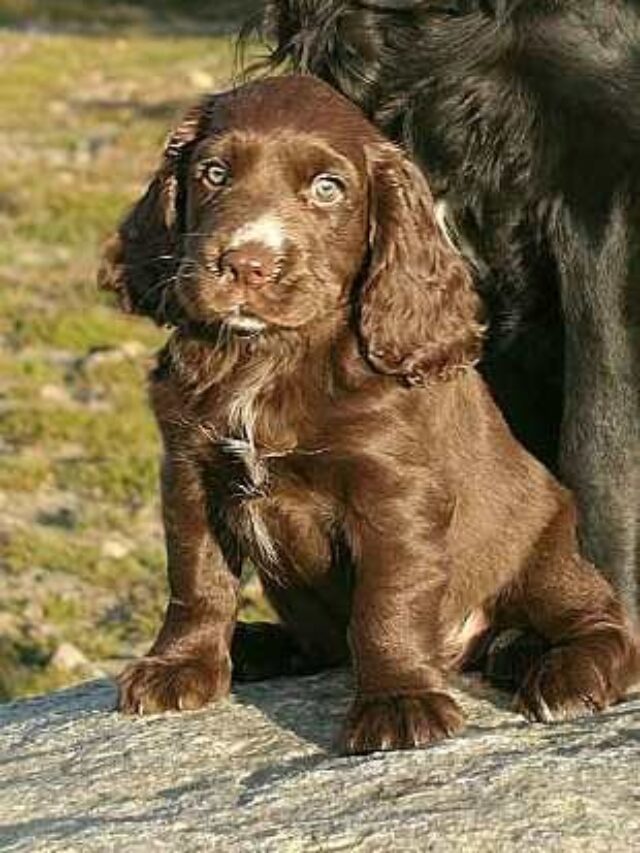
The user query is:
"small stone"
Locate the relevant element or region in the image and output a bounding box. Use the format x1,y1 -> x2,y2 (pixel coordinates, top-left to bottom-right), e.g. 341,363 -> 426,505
188,70 -> 215,90
40,384 -> 72,404
48,100 -> 70,117
49,642 -> 90,672
80,342 -> 147,370
101,539 -> 130,560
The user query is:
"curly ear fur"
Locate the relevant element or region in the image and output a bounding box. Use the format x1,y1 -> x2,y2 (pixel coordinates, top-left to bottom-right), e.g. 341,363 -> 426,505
261,1 -> 387,111
258,1 -> 515,98
97,100 -> 211,324
359,144 -> 484,384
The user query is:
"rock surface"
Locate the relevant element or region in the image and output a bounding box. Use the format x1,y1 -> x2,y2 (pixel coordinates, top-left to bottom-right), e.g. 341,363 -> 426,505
1,672 -> 639,852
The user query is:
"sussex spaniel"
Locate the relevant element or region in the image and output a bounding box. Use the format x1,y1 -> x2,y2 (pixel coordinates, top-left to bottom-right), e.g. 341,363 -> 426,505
99,76 -> 639,755
258,0 -> 640,622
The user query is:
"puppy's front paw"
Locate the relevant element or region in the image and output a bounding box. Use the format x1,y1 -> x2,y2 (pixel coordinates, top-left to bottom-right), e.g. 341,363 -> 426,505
341,692 -> 465,756
117,652 -> 230,715
514,647 -> 612,723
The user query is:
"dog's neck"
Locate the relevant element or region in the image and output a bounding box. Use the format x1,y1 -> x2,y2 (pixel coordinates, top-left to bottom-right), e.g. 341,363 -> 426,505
167,318 -> 338,384
163,320 -> 356,454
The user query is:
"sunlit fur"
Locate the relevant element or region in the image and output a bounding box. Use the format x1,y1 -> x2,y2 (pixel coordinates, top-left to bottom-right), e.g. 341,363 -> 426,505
257,0 -> 640,618
100,76 -> 639,755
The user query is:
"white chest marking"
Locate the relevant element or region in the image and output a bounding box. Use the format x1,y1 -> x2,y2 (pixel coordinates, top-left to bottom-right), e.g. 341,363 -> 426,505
222,380 -> 278,565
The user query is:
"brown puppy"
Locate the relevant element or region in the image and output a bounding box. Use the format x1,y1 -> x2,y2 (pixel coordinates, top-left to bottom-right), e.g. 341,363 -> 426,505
99,75 -> 639,755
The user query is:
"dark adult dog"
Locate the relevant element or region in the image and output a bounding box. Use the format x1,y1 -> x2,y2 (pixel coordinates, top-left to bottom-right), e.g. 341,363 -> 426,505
258,0 -> 640,618
99,76 -> 639,754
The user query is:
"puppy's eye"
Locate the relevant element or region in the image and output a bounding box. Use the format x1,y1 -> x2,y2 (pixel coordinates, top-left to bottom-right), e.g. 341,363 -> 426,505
310,174 -> 346,206
200,160 -> 230,189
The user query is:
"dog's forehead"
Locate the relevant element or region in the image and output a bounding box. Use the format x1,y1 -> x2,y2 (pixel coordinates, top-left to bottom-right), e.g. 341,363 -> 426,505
209,76 -> 381,163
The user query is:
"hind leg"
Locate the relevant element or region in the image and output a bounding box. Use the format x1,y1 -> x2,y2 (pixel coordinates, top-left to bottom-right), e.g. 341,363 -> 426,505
495,504 -> 640,722
232,574 -> 350,683
464,626 -> 550,692
231,621 -> 337,682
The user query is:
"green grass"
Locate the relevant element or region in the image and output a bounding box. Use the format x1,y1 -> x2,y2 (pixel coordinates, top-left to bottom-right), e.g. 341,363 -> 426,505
5,304 -> 161,352
0,0 -> 261,30
0,637 -> 71,702
0,454 -> 52,492
0,2 -> 272,700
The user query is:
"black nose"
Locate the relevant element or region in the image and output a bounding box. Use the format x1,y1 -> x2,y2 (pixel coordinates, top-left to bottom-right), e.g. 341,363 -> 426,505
221,242 -> 278,288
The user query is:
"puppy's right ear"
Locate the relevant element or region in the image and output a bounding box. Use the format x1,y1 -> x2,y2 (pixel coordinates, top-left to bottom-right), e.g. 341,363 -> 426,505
97,100 -> 210,325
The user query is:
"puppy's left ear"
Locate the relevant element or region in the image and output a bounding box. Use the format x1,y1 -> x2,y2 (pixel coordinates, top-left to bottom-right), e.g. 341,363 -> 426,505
358,144 -> 484,385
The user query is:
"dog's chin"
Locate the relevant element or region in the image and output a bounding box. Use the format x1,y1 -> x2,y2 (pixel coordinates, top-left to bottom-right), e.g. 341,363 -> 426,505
224,312 -> 269,335
220,307 -> 319,335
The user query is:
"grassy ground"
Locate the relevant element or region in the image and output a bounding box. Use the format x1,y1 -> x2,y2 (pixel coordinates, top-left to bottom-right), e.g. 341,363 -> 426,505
0,0 -> 273,701
0,0 -> 261,31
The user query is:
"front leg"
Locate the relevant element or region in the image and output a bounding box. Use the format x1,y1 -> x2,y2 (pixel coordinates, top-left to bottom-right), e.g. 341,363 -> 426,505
118,456 -> 239,714
556,200 -> 640,618
342,491 -> 464,755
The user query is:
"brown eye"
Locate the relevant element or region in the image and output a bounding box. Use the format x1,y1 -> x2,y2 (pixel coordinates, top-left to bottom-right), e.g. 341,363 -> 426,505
311,173 -> 346,206
201,159 -> 229,189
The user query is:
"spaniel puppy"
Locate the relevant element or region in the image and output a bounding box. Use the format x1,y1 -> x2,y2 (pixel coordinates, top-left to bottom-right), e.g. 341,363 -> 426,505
99,76 -> 639,755
259,0 -> 640,621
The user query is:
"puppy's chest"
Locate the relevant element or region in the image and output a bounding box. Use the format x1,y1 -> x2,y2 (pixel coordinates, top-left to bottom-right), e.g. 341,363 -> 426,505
216,434 -> 281,565
202,400 -> 332,572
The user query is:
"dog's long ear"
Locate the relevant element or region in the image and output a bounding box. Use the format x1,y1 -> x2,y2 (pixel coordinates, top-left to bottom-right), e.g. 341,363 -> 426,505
358,144 -> 484,385
262,1 -> 386,110
97,100 -> 210,324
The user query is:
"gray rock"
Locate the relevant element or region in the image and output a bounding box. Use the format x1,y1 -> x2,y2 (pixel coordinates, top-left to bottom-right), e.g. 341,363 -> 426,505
1,672 -> 639,852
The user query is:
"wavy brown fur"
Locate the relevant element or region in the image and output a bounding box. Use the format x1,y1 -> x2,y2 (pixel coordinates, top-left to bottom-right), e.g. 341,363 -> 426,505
100,76 -> 639,755
255,0 -> 640,621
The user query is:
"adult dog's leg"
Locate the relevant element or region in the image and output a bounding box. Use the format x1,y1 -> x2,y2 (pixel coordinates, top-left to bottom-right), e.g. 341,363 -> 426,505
555,199 -> 640,619
117,456 -> 239,714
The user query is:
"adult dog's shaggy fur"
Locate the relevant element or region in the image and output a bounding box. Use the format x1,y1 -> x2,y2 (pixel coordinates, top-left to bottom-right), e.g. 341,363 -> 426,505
258,0 -> 640,618
99,76 -> 639,754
